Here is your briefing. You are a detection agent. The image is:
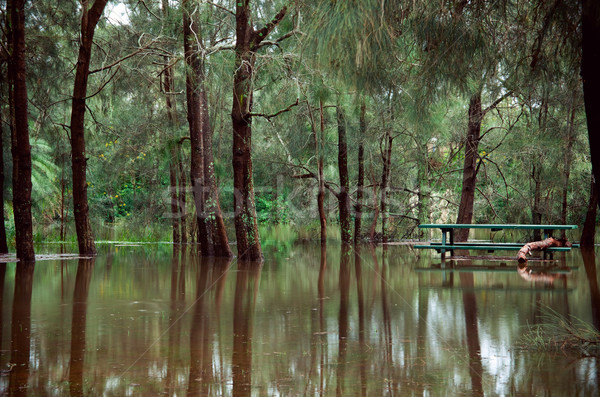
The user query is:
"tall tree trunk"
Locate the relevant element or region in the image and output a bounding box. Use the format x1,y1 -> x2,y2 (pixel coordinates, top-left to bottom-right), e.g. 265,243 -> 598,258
183,1 -> 211,255
7,0 -> 34,261
318,101 -> 327,243
0,95 -> 8,254
560,99 -> 576,237
581,175 -> 598,248
531,166 -> 543,241
231,3 -> 287,261
336,106 -> 352,244
200,89 -> 232,258
581,0 -> 600,202
178,143 -> 187,244
70,0 -> 108,257
354,102 -> 366,244
162,0 -> 180,245
169,147 -> 181,244
380,131 -> 393,244
455,92 -> 482,242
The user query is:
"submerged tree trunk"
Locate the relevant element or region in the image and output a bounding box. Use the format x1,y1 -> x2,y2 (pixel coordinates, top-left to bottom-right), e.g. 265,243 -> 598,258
162,0 -> 180,245
231,3 -> 287,261
178,145 -> 187,244
455,92 -> 482,242
581,175 -> 598,248
70,0 -> 108,257
337,106 -> 352,244
0,87 -> 8,254
183,1 -> 211,255
531,164 -> 543,241
354,102 -> 366,244
582,0 -> 600,201
318,101 -> 327,243
560,98 -> 576,237
7,0 -> 34,261
380,131 -> 393,244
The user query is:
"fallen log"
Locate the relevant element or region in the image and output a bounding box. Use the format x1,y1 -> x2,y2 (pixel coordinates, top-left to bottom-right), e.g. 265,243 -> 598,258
517,237 -> 572,263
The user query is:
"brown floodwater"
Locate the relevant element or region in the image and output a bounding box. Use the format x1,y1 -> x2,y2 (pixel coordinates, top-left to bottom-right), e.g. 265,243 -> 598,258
0,241 -> 599,395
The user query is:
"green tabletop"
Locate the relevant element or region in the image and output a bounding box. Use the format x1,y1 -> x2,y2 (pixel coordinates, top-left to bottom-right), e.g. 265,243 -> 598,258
418,224 -> 578,230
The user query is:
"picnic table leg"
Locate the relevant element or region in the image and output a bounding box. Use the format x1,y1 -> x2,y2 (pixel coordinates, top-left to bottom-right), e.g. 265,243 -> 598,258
440,230 -> 446,261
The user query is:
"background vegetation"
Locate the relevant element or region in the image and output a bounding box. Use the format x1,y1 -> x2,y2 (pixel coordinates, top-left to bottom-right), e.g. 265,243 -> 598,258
0,0 -> 591,245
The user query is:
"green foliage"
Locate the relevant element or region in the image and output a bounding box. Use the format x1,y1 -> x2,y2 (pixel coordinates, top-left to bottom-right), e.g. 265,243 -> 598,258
256,193 -> 291,225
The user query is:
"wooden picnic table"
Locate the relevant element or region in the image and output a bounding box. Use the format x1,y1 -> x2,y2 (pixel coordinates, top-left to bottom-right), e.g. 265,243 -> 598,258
415,224 -> 579,259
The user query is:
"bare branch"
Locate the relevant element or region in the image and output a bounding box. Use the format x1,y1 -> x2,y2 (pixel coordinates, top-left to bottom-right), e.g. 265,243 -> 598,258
90,42 -> 152,74
482,90 -> 513,116
249,98 -> 299,121
251,6 -> 287,47
205,0 -> 235,16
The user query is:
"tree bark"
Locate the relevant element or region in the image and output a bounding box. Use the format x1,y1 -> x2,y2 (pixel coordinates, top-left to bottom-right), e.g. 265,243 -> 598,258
580,175 -> 598,248
162,0 -> 180,245
200,88 -> 232,258
7,0 -> 35,261
70,0 -> 108,257
455,92 -> 482,242
318,101 -> 327,243
231,3 -> 287,261
581,0 -> 600,204
354,102 -> 366,244
531,164 -> 543,241
517,237 -> 571,263
337,106 -> 352,244
560,97 -> 576,237
0,87 -> 8,254
183,1 -> 211,255
380,131 -> 393,244
178,143 -> 187,244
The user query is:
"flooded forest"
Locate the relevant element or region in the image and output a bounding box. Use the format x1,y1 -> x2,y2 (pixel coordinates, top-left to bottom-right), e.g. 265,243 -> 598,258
2,0 -> 600,395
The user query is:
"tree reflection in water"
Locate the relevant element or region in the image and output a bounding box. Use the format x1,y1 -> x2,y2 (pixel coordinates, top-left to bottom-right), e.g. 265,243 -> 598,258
69,258 -> 95,397
9,261 -> 35,396
232,261 -> 262,397
336,243 -> 351,396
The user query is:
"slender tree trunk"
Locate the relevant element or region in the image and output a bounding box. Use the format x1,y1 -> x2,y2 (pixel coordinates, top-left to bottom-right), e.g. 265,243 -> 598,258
581,175 -> 598,248
7,0 -> 34,261
169,147 -> 180,244
178,147 -> 187,244
0,95 -> 8,254
231,3 -> 287,261
354,102 -> 366,244
162,0 -> 181,245
581,0 -> 600,201
318,101 -> 327,243
560,100 -> 576,237
455,92 -> 482,242
531,164 -> 543,241
200,88 -> 232,258
183,1 -> 212,255
380,131 -> 393,244
336,106 -> 352,244
70,0 -> 108,256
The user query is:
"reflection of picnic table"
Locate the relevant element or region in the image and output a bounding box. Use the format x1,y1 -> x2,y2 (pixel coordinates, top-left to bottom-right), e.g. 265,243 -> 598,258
415,224 -> 579,259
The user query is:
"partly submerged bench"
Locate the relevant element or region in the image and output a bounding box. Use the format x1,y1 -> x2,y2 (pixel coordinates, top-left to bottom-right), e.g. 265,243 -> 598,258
415,224 -> 579,259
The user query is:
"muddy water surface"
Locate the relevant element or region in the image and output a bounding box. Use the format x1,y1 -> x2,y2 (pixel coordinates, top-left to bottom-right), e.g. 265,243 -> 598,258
0,242 -> 598,395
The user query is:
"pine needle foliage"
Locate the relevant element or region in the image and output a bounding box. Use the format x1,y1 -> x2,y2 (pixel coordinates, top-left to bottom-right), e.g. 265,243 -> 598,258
304,0 -> 401,93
